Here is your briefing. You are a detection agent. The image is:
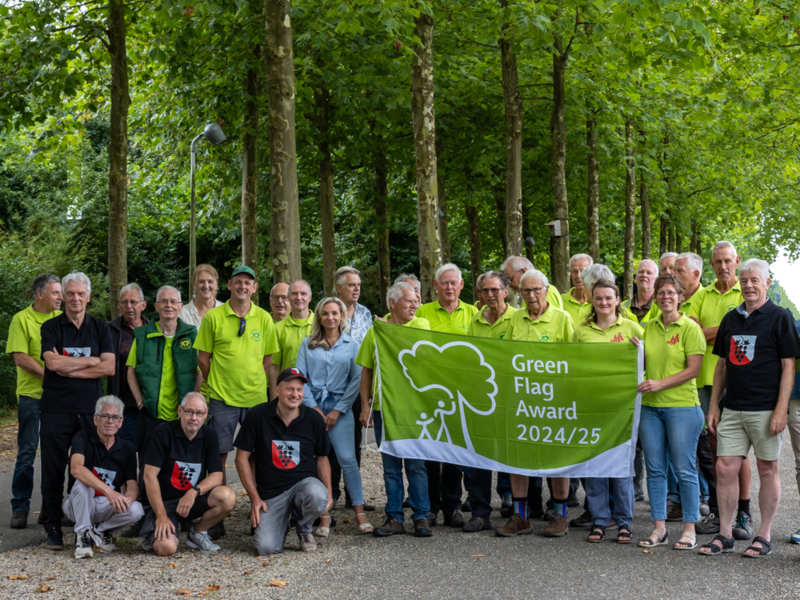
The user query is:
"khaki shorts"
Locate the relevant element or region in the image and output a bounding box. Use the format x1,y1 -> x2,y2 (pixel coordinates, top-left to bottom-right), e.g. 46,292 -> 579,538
717,409 -> 782,461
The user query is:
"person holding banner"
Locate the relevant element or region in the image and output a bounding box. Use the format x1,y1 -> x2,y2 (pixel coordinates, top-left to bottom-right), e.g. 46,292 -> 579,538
633,274 -> 706,550
358,282 -> 433,537
295,297 -> 372,536
497,268 -> 575,538
573,279 -> 642,544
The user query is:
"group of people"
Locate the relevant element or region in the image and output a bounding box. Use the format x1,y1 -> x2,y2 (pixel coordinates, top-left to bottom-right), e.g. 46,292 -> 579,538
5,242 -> 799,560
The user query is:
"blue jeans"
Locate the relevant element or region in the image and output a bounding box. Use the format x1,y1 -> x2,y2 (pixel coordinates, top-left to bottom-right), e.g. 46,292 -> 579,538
325,409 -> 364,507
117,407 -> 138,444
496,472 -> 511,496
667,449 -> 680,503
639,405 -> 704,523
585,477 -> 633,530
374,411 -> 429,522
11,396 -> 40,512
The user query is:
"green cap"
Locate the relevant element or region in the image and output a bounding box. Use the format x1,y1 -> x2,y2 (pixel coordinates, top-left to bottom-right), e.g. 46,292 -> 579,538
231,265 -> 256,280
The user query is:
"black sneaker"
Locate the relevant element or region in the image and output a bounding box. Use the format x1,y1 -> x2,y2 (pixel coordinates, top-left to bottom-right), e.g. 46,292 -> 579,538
427,512 -> 438,527
733,511 -> 753,540
695,513 -> 720,535
461,501 -> 472,513
569,510 -> 593,528
121,517 -> 143,538
501,494 -> 512,511
443,509 -> 466,527
207,520 -> 226,540
45,527 -> 64,551
10,510 -> 28,529
462,516 -> 492,532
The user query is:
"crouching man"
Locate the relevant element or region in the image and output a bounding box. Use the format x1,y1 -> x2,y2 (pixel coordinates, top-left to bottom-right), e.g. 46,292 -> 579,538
65,395 -> 144,558
141,393 -> 235,556
235,368 -> 332,554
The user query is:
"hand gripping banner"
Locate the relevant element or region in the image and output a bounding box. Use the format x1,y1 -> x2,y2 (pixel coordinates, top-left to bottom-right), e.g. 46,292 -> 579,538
372,320 -> 644,478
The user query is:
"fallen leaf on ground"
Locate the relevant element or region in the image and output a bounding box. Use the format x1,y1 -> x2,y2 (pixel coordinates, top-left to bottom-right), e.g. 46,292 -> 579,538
470,554 -> 485,557
177,590 -> 192,597
205,585 -> 220,591
169,562 -> 180,568
7,575 -> 28,580
47,576 -> 57,581
262,562 -> 269,567
269,580 -> 288,587
342,517 -> 351,524
242,570 -> 252,575
35,584 -> 54,593
326,560 -> 331,564
600,574 -> 607,577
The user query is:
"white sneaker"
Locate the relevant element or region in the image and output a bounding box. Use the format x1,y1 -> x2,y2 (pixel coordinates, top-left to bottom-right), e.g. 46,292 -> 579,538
299,531 -> 317,552
93,528 -> 116,553
75,531 -> 94,559
186,527 -> 221,554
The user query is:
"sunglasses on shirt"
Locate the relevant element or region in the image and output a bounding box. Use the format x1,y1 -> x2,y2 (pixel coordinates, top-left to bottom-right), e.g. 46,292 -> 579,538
238,317 -> 246,337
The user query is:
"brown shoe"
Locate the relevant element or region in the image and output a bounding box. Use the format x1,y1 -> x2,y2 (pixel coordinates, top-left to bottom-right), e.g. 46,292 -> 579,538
544,514 -> 569,537
373,516 -> 405,537
413,519 -> 432,537
495,514 -> 532,537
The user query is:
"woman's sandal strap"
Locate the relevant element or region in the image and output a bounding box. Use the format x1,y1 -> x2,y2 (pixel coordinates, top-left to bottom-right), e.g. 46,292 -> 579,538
744,536 -> 772,557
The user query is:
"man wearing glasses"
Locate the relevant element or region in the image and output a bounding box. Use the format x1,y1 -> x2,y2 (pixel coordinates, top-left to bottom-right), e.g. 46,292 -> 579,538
269,282 -> 290,323
141,393 -> 235,556
195,266 -> 279,519
108,283 -> 149,443
64,395 -> 143,559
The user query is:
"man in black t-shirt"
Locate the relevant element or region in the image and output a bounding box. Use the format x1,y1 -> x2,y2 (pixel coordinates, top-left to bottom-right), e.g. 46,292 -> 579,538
64,395 -> 143,559
234,368 -> 332,555
39,272 -> 115,551
700,259 -> 800,557
141,393 -> 235,556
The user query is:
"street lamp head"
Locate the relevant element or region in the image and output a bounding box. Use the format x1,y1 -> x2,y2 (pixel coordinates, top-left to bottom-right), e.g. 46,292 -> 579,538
202,123 -> 226,146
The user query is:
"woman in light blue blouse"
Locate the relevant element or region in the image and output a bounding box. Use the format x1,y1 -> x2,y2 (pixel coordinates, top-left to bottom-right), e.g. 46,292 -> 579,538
296,297 -> 372,536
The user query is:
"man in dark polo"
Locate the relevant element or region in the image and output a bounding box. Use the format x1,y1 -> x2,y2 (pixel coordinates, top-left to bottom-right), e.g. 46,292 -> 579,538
234,368 -> 332,554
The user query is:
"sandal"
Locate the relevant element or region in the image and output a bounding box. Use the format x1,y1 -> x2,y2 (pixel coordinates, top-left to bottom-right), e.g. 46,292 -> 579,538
587,525 -> 606,543
698,533 -> 734,555
616,528 -> 632,544
355,512 -> 373,535
743,536 -> 772,558
316,515 -> 331,539
674,531 -> 697,550
638,529 -> 668,547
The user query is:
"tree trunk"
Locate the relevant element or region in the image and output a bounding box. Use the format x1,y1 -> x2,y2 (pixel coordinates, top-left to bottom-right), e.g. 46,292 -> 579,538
623,118 -> 636,300
264,0 -> 301,283
691,221 -> 699,254
375,157 -> 391,316
500,3 -> 523,258
522,196 -> 534,263
586,114 -> 599,262
667,210 -> 675,252
640,178 -> 650,260
315,82 -> 336,295
466,203 -> 482,302
550,41 -> 570,292
411,11 -> 440,302
107,0 -> 130,319
241,46 -> 260,296
494,191 -> 507,257
676,230 -> 682,253
659,216 -> 667,256
437,145 -> 450,263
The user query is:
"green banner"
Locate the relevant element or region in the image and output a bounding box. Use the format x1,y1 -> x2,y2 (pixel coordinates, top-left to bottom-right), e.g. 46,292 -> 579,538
373,320 -> 644,477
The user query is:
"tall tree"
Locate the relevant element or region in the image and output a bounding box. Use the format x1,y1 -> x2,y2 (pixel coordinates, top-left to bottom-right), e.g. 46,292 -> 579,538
500,0 -> 522,258
411,9 -> 440,301
314,82 -> 336,295
437,137 -> 450,263
623,118 -> 636,299
241,43 -> 261,283
264,0 -> 301,283
375,156 -> 391,315
466,203 -> 482,302
586,112 -> 599,262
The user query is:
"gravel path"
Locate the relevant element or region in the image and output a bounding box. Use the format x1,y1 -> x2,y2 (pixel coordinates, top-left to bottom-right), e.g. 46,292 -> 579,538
2,441 -> 800,599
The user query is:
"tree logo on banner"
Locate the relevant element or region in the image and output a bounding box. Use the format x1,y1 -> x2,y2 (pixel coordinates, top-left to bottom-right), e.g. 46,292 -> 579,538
398,341 -> 497,453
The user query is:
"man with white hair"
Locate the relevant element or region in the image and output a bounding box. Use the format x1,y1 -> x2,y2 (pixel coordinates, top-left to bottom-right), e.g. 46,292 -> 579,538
501,255 -> 563,309
498,268 -> 575,538
64,395 -> 143,558
659,252 -> 678,275
622,259 -> 661,323
416,263 -> 477,527
395,273 -> 422,304
688,241 -> 749,537
270,279 -> 314,398
108,283 -> 149,443
269,282 -> 290,323
335,267 -> 373,344
358,282 -> 433,537
561,254 -> 593,323
699,259 -> 800,557
674,252 -> 705,313
39,272 -> 115,551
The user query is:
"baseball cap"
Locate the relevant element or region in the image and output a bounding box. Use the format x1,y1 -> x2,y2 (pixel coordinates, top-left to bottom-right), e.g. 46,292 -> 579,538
276,367 -> 308,386
231,265 -> 256,280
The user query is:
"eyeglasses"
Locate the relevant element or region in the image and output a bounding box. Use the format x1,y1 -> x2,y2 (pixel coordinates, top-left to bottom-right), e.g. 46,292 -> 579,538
238,317 -> 247,337
157,299 -> 181,305
270,294 -> 288,301
482,288 -> 503,295
98,414 -> 122,422
119,300 -> 142,306
181,409 -> 207,418
521,287 -> 545,296
656,290 -> 679,298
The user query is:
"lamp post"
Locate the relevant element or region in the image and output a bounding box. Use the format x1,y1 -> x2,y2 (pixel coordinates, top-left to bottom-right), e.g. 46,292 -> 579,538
189,123 -> 226,299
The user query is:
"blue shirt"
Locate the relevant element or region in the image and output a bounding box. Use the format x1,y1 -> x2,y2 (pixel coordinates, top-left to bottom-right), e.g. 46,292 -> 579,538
345,303 -> 372,344
296,333 -> 362,415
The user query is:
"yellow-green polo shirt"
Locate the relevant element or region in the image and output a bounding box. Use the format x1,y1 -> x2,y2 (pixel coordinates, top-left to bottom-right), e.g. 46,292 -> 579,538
416,300 -> 477,335
680,284 -> 704,315
508,305 -> 575,343
356,317 -> 431,411
194,300 -> 279,408
127,322 -> 179,421
469,305 -> 517,339
641,313 -> 706,407
572,315 -> 643,344
272,313 -> 314,370
5,305 -> 62,400
621,297 -> 662,323
686,281 -> 743,387
561,288 -> 588,324
578,303 -> 637,325
547,284 -> 563,310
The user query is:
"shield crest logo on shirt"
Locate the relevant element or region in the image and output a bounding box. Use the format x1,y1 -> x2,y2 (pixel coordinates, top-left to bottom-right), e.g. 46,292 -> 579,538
92,467 -> 116,497
170,461 -> 201,490
272,441 -> 300,470
729,335 -> 757,365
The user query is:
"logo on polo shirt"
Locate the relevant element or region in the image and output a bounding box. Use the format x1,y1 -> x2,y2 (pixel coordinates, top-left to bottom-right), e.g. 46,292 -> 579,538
730,335 -> 756,365
611,333 -> 624,343
539,332 -> 551,342
180,339 -> 191,349
63,347 -> 91,358
251,330 -> 262,342
170,461 -> 201,490
92,467 -> 116,496
667,334 -> 680,346
272,441 -> 300,470
726,304 -> 736,313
